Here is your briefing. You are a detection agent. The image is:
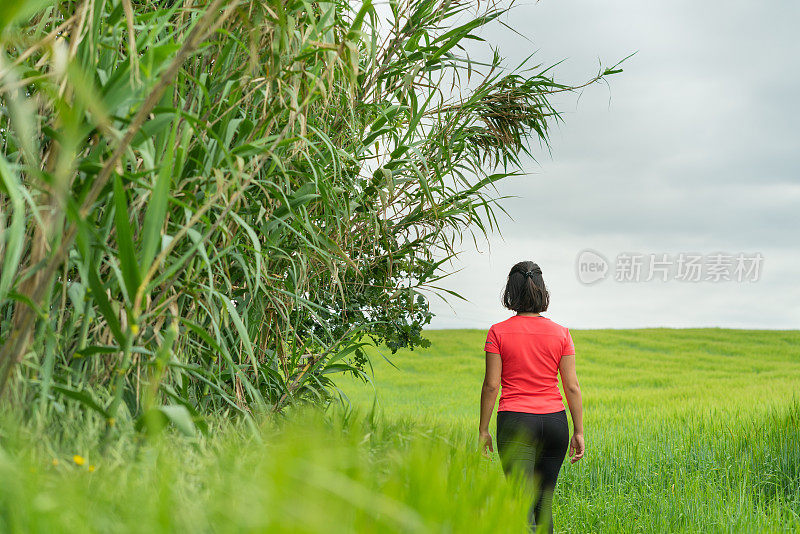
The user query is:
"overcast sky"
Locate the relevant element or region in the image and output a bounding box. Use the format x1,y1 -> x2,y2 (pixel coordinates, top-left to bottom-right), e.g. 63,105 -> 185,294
423,0 -> 800,330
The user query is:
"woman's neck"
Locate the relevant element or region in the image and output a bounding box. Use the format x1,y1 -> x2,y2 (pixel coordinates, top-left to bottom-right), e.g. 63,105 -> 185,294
516,312 -> 542,317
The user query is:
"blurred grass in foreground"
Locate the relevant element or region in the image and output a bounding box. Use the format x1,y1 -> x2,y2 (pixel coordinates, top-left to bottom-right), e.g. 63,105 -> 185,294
0,407 -> 530,533
0,328 -> 798,532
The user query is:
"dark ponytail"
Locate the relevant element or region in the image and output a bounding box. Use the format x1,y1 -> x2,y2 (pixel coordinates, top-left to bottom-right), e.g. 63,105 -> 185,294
501,260 -> 550,313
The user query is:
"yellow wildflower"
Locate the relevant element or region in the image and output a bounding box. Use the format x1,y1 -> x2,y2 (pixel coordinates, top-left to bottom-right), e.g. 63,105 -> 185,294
130,324 -> 139,335
52,458 -> 59,466
72,455 -> 86,466
88,465 -> 96,472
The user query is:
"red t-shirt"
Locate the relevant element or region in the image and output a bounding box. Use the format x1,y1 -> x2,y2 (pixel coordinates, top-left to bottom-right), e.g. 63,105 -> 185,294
484,315 -> 575,414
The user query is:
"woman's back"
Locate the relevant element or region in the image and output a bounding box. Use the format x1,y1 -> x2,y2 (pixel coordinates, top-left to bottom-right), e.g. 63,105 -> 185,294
485,315 -> 575,414
479,261 -> 584,533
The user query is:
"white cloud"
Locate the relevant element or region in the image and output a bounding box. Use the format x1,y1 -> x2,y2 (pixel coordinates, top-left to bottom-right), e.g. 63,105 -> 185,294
426,0 -> 800,330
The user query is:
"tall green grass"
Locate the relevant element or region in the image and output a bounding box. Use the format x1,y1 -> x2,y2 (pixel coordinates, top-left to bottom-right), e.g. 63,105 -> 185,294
0,0 -> 625,432
1,328 -> 797,532
0,407 -> 533,533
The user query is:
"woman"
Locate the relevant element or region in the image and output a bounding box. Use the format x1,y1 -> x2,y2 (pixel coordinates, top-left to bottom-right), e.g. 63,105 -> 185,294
478,260 -> 584,533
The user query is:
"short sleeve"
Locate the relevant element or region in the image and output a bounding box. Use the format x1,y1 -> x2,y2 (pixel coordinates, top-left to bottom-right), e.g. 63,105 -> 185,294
562,328 -> 575,356
484,326 -> 500,354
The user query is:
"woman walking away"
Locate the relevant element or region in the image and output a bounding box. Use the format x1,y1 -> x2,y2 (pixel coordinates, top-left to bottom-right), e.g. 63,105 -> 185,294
478,260 -> 584,533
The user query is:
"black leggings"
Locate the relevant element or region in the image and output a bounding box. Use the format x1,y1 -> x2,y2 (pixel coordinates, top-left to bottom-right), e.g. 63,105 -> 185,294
496,410 -> 569,534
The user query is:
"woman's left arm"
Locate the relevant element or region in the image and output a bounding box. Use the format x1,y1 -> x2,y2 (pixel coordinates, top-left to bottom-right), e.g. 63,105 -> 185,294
479,351 -> 502,457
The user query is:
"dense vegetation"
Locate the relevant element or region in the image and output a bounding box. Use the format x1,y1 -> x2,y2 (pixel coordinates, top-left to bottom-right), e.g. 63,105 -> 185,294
1,328 -> 797,532
0,0 -> 622,436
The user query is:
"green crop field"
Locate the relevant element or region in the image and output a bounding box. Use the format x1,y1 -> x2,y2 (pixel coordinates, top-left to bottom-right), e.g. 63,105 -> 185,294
336,328 -> 800,425
334,327 -> 800,531
2,328 -> 798,533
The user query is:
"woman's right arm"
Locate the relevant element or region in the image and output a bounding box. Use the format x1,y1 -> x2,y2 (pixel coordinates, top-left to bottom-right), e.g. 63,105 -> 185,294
558,354 -> 585,463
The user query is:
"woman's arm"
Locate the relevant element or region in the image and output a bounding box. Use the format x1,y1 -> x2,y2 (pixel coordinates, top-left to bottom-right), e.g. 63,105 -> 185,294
558,354 -> 585,463
479,351 -> 502,457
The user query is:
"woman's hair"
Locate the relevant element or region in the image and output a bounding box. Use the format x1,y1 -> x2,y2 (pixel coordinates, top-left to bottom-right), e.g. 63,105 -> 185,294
501,260 -> 550,313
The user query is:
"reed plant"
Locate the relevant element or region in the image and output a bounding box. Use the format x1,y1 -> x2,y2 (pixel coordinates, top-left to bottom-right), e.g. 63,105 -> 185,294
0,0 -> 623,434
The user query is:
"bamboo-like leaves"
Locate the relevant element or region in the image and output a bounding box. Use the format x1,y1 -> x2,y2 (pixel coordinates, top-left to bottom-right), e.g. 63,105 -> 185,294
141,120 -> 177,274
112,175 -> 141,304
0,156 -> 24,304
85,253 -> 126,348
0,0 -> 623,430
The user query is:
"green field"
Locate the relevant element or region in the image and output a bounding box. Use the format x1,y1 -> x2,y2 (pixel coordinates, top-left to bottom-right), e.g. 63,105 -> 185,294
1,328 -> 799,532
337,328 -> 800,531
337,328 -> 800,424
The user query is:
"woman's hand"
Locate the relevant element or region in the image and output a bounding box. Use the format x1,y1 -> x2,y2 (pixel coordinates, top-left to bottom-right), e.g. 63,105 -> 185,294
479,430 -> 494,458
569,433 -> 585,463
